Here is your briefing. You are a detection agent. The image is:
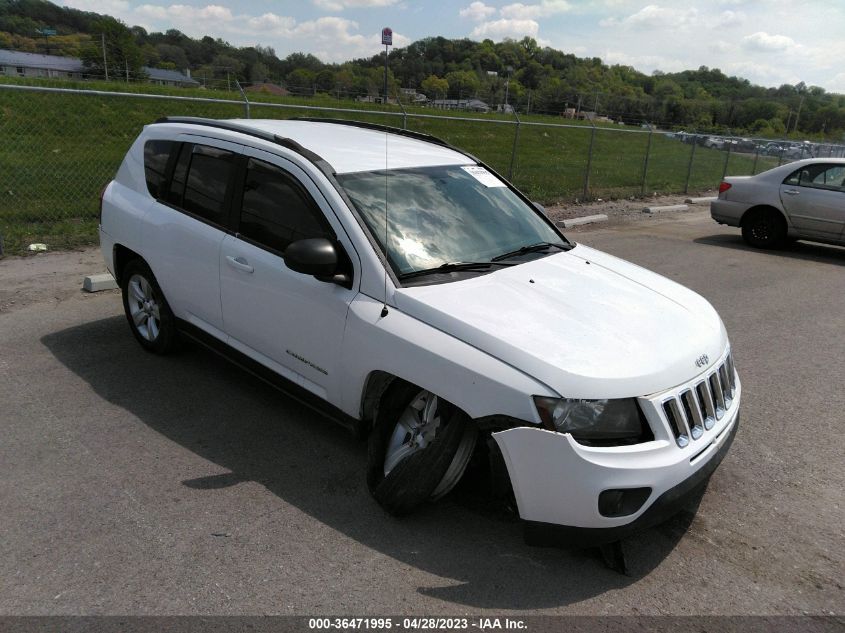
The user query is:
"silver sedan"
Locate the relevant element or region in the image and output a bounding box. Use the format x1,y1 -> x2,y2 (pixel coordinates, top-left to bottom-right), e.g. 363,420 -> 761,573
711,158 -> 845,248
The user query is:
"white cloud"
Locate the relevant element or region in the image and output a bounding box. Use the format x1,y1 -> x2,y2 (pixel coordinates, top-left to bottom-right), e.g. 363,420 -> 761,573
713,9 -> 745,27
311,0 -> 399,10
459,2 -> 496,21
58,0 -> 129,13
603,50 -> 687,73
600,4 -> 699,29
725,60 -> 800,86
62,0 -> 406,62
499,0 -> 571,19
742,31 -> 795,52
135,3 -> 234,24
709,40 -> 732,54
471,18 -> 539,39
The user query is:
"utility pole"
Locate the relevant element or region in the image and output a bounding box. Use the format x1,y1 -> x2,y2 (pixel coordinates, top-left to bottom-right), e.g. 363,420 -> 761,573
504,65 -> 513,108
101,33 -> 108,81
125,58 -> 129,83
793,95 -> 804,133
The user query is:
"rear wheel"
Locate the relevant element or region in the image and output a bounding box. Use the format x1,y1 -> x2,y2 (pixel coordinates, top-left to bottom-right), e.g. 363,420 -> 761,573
121,259 -> 177,354
367,381 -> 477,515
741,208 -> 787,249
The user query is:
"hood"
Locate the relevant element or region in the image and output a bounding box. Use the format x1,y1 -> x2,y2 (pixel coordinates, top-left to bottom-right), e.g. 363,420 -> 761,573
394,244 -> 728,399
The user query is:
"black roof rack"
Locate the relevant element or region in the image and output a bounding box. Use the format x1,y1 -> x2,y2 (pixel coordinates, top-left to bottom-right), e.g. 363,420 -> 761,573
290,116 -> 480,163
154,116 -> 334,173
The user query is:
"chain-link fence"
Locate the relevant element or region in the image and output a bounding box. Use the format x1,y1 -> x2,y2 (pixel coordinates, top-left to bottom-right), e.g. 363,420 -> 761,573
1,82 -> 843,254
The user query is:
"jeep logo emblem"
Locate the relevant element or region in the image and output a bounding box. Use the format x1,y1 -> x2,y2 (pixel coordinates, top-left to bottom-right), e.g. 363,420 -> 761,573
695,354 -> 710,368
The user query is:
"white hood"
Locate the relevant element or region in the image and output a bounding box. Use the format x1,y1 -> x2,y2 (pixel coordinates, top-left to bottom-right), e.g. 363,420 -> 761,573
394,244 -> 728,399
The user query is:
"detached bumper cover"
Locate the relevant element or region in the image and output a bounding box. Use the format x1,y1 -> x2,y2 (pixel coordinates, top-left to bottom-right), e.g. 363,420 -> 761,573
523,414 -> 738,547
492,366 -> 741,540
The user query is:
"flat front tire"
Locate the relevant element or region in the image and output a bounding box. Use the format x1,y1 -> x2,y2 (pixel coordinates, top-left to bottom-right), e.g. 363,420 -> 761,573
367,381 -> 476,516
121,259 -> 177,354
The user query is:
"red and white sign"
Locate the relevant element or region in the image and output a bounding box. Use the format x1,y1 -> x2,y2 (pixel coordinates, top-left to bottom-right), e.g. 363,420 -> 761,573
381,27 -> 393,46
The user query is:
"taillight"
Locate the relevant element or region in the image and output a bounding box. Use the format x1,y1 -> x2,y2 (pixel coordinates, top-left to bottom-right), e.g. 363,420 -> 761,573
718,181 -> 732,194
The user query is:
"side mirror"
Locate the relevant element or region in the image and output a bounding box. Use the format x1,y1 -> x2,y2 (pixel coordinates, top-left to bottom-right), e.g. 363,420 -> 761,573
284,238 -> 343,282
533,201 -> 547,216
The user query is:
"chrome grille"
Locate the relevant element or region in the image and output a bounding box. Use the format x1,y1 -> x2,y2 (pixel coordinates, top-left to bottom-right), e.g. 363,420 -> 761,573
662,353 -> 736,448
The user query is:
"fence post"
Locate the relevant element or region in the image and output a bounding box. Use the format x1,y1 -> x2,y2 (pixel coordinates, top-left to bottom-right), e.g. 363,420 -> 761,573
507,109 -> 521,181
751,146 -> 759,175
684,135 -> 697,194
640,128 -> 653,196
397,98 -> 408,130
721,142 -> 732,180
583,122 -> 596,200
235,80 -> 250,118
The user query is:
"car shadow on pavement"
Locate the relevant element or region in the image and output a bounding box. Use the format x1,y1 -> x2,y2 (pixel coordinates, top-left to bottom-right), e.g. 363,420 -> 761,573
43,316 -> 705,610
695,234 -> 845,265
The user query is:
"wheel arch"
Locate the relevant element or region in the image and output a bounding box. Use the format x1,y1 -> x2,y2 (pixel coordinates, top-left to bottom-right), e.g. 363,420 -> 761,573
739,204 -> 789,228
112,244 -> 143,286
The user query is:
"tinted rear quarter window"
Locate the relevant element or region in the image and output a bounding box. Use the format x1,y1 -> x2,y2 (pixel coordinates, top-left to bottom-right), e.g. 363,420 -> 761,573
143,140 -> 176,199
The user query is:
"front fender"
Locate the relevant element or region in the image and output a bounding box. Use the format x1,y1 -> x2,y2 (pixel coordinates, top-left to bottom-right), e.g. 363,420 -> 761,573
338,294 -> 555,422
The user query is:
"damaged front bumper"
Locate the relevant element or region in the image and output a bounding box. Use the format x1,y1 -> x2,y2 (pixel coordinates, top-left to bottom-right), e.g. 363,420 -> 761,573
492,371 -> 741,547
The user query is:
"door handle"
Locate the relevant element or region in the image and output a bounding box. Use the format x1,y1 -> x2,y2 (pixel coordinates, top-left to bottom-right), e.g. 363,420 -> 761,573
784,189 -> 800,195
225,255 -> 254,273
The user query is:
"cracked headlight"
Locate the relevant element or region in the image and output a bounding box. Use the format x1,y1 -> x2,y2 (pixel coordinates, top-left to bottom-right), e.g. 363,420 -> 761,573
532,396 -> 653,446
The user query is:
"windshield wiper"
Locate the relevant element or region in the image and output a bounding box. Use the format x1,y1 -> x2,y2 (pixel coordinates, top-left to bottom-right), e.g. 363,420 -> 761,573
491,241 -> 568,262
398,261 -> 515,280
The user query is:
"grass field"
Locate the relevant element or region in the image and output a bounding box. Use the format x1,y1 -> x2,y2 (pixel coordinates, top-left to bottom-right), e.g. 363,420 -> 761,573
0,78 -> 776,254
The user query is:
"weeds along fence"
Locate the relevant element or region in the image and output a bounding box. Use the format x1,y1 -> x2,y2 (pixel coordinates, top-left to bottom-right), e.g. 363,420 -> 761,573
2,83 -> 844,254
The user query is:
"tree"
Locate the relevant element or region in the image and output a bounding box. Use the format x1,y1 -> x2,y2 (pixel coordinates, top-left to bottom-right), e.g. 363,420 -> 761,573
250,61 -> 269,83
421,74 -> 448,99
155,43 -> 189,71
286,68 -> 316,94
315,69 -> 335,93
79,18 -> 145,80
445,70 -> 479,99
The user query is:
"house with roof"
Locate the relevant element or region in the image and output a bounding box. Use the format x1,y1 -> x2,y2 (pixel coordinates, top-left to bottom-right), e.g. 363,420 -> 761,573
0,49 -> 199,87
0,49 -> 85,79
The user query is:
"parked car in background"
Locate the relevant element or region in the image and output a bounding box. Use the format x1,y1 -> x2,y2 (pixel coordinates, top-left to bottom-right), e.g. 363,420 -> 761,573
711,158 -> 845,248
100,116 -> 741,547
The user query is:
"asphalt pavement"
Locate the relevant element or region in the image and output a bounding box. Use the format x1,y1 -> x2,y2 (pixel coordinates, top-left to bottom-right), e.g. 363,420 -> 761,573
0,210 -> 843,616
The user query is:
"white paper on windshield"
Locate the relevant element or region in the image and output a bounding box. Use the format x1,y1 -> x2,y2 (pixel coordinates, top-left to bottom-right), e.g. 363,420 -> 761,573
461,165 -> 506,187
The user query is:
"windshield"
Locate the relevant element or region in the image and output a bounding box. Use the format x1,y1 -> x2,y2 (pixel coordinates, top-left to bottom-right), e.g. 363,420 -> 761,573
337,165 -> 566,277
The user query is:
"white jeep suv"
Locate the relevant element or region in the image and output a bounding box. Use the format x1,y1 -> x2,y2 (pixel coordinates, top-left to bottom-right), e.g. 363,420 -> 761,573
100,117 -> 740,545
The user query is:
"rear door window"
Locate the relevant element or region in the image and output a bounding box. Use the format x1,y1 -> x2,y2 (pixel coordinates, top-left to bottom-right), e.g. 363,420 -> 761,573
182,145 -> 238,225
784,164 -> 845,191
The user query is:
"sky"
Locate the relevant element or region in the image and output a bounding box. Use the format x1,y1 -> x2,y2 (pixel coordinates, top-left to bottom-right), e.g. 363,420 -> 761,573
57,0 -> 845,93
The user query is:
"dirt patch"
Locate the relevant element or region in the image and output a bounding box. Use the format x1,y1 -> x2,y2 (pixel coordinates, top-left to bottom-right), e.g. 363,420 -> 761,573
0,247 -> 114,315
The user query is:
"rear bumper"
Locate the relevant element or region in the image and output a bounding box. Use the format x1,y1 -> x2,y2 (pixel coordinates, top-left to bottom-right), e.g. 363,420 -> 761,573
710,199 -> 747,226
523,413 -> 738,547
99,226 -> 116,278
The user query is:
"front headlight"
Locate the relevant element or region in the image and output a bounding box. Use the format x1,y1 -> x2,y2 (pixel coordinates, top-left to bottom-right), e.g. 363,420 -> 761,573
532,396 -> 652,445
